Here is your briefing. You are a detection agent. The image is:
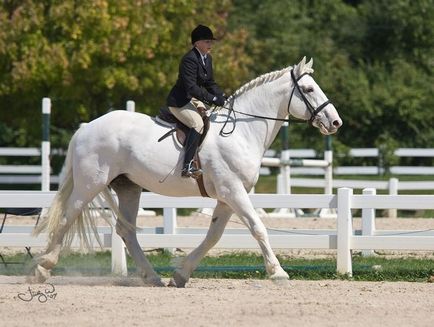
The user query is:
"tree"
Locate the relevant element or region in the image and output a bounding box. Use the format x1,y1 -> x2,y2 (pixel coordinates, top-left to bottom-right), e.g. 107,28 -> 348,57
0,0 -> 250,147
228,0 -> 434,151
359,0 -> 434,70
1,0 -> 434,153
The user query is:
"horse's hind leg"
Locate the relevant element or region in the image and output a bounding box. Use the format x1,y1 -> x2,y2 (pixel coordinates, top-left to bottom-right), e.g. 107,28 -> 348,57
29,187 -> 100,283
31,209 -> 78,282
110,176 -> 164,287
169,201 -> 233,288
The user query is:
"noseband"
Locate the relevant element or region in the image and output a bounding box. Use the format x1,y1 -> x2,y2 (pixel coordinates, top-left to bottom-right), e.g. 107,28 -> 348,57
287,69 -> 331,125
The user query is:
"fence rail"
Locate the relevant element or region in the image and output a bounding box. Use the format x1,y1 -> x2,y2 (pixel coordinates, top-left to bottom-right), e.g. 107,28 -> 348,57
291,178 -> 434,191
1,190 -> 434,276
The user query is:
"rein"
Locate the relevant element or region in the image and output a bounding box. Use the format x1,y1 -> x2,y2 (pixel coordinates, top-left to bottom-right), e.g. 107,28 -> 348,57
216,97 -> 305,137
216,68 -> 331,136
219,99 -> 297,123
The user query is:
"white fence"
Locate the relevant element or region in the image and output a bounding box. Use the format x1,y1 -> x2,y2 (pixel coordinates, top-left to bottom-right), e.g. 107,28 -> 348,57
290,147 -> 434,175
1,190 -> 434,276
0,147 -> 59,185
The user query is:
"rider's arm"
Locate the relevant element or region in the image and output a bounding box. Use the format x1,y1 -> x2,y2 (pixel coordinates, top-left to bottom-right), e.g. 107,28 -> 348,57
180,56 -> 215,104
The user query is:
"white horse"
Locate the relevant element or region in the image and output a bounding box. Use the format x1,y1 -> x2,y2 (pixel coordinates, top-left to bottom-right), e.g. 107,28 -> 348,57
31,57 -> 342,287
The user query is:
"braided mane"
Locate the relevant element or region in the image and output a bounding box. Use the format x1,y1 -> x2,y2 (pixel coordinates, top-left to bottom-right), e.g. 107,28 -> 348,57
227,66 -> 292,101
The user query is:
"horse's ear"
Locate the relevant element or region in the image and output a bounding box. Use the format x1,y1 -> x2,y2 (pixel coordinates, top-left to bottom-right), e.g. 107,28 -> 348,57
294,56 -> 307,76
306,57 -> 314,73
306,58 -> 313,69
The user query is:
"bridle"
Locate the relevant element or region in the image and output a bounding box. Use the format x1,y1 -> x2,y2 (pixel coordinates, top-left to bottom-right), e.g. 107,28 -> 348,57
217,68 -> 332,136
287,69 -> 331,125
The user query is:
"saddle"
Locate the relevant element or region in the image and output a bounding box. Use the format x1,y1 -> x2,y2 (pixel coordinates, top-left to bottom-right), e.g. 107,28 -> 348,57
157,106 -> 210,146
156,106 -> 210,197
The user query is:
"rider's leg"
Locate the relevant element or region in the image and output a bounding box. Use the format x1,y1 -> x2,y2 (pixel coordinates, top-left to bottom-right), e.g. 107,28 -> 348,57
169,102 -> 204,178
181,128 -> 202,177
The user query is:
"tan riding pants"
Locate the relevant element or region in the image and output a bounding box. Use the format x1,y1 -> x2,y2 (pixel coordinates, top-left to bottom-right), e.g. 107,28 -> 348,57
169,98 -> 207,134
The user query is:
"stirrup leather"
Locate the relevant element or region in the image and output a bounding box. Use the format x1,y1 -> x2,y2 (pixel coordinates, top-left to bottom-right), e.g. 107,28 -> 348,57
181,160 -> 203,179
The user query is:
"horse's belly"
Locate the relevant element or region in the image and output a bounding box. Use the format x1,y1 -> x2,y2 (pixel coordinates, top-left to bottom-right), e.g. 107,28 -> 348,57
128,174 -> 202,197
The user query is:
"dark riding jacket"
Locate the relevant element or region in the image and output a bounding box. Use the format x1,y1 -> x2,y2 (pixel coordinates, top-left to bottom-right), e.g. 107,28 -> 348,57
167,48 -> 224,108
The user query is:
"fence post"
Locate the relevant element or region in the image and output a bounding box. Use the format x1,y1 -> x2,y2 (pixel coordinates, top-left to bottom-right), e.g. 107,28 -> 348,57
109,190 -> 127,276
362,188 -> 376,257
280,122 -> 291,197
41,98 -> 51,192
164,208 -> 177,253
126,100 -> 135,112
337,187 -> 353,276
377,145 -> 385,175
317,136 -> 336,218
324,135 -> 333,195
270,122 -> 298,218
111,224 -> 128,276
280,149 -> 291,195
277,148 -> 297,218
388,178 -> 398,218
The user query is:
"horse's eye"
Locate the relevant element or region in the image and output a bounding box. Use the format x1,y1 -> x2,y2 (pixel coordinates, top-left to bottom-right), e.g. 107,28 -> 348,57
304,86 -> 314,93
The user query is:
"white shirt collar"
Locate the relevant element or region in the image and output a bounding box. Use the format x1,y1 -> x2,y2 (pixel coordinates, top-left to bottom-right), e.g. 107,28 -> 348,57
195,47 -> 207,63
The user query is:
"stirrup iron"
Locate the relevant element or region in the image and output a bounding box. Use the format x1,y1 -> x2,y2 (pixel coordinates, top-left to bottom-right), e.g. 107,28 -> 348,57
181,160 -> 202,179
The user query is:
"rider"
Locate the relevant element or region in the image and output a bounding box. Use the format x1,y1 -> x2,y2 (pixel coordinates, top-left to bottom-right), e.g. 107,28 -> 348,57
167,24 -> 226,178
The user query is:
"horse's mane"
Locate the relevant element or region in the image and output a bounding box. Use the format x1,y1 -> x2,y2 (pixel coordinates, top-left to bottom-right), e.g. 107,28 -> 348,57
227,66 -> 292,101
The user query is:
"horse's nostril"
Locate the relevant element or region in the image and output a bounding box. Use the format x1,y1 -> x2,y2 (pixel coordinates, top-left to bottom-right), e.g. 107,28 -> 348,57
333,120 -> 341,127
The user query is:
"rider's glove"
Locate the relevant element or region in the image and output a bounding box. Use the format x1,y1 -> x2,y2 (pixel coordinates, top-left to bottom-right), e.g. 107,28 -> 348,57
212,95 -> 226,107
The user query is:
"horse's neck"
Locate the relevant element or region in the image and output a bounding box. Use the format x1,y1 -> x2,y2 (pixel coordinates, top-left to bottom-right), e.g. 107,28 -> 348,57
232,79 -> 288,154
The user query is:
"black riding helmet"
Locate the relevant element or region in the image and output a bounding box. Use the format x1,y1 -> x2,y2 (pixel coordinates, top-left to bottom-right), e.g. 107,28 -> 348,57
191,24 -> 216,44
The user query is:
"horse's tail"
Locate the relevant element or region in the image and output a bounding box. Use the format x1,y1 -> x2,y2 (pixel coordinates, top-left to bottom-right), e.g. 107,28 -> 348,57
33,130 -> 133,251
33,132 -> 77,243
61,183 -> 133,251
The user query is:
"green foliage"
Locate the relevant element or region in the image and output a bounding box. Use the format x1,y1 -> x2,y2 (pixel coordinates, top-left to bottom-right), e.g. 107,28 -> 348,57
0,0 -> 250,147
228,0 -> 434,150
1,0 -> 433,153
359,0 -> 434,69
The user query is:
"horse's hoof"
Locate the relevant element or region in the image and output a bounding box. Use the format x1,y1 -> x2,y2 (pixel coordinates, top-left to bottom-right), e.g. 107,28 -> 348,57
168,278 -> 177,287
270,269 -> 289,281
144,276 -> 165,287
26,264 -> 50,284
272,278 -> 291,288
34,254 -> 58,270
269,268 -> 290,287
169,271 -> 187,288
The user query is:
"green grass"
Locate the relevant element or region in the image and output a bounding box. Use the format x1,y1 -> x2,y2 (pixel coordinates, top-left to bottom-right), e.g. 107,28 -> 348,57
1,251 -> 433,282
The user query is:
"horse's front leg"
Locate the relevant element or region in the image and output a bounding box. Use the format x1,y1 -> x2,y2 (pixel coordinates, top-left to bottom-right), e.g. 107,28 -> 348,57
169,201 -> 233,287
222,187 -> 289,280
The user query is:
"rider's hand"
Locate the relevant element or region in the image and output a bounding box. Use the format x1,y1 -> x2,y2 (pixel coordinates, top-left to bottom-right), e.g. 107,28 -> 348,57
212,95 -> 226,107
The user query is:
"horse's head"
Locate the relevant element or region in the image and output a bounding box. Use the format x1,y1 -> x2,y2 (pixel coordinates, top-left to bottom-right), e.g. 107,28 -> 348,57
287,57 -> 342,135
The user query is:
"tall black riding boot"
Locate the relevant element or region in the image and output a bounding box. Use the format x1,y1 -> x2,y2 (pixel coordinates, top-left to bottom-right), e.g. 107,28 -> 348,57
181,129 -> 203,178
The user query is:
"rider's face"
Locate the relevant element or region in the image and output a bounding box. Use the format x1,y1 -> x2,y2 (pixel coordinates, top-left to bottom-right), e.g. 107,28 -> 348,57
194,39 -> 213,55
